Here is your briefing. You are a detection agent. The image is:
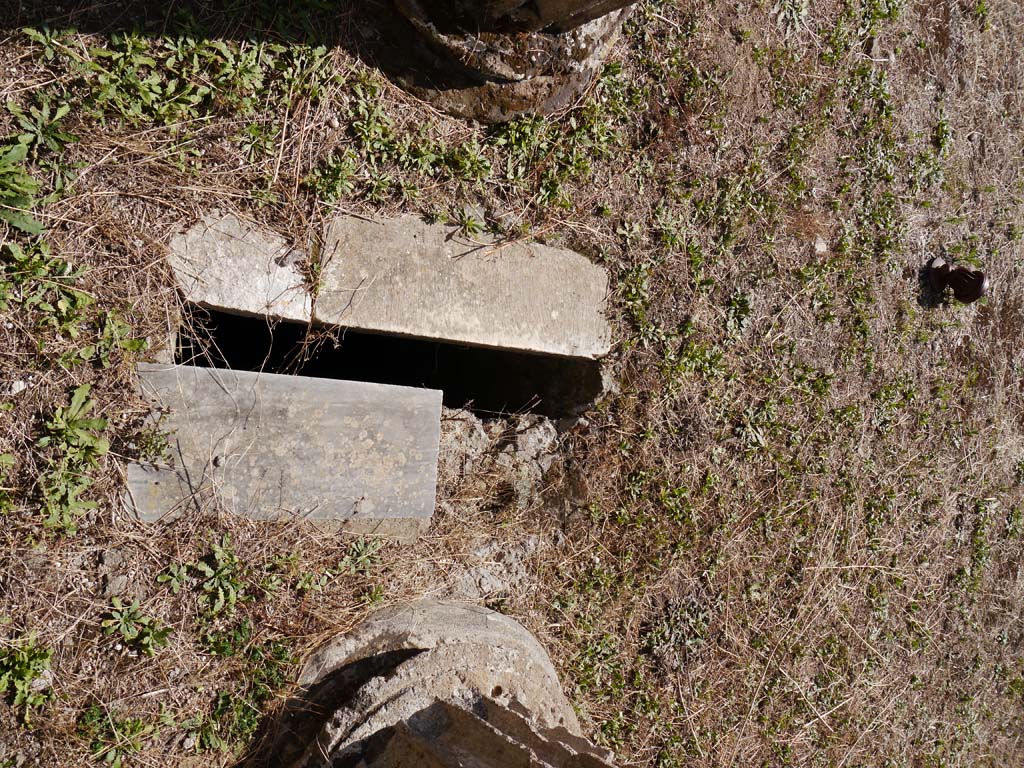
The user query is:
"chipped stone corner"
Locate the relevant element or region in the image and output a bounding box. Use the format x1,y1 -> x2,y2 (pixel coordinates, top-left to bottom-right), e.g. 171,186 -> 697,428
167,212 -> 312,324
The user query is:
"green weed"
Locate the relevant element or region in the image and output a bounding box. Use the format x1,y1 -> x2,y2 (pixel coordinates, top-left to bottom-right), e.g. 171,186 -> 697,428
201,618 -> 254,657
101,597 -> 172,656
38,384 -> 109,464
0,240 -> 93,339
573,632 -> 627,701
199,630 -> 293,750
87,32 -> 211,125
29,28 -> 333,133
445,141 -> 492,183
0,634 -> 53,723
156,562 -> 188,594
0,142 -> 43,234
75,311 -> 148,368
5,96 -> 76,157
724,289 -> 752,338
22,26 -> 74,62
304,148 -> 357,202
956,499 -> 995,595
78,705 -> 154,768
1006,505 -> 1022,540
194,536 -> 245,617
662,321 -> 725,384
621,260 -> 666,348
0,454 -> 13,514
337,537 -> 383,575
454,208 -> 484,237
860,0 -> 905,37
775,0 -> 809,37
36,384 -> 109,533
235,121 -> 279,162
970,0 -> 990,29
643,597 -> 712,658
295,570 -> 330,594
268,537 -> 383,595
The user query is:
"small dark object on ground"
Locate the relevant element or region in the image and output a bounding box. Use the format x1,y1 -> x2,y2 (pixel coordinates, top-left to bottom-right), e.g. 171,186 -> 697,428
927,257 -> 989,304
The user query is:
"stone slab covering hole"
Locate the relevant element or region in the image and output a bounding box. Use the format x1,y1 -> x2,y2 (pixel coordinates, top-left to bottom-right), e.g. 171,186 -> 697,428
176,306 -> 603,418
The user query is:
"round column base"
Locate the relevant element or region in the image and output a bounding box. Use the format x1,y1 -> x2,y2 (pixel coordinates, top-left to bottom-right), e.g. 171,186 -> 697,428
392,4 -> 633,122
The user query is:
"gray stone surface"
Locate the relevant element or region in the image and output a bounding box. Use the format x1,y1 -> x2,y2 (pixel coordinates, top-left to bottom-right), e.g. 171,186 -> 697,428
451,536 -> 542,600
125,364 -> 441,540
168,212 -> 311,323
167,213 -> 611,361
317,215 -> 611,359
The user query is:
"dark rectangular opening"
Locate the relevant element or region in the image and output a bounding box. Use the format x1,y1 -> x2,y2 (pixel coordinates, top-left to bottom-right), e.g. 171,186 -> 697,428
175,307 -> 603,418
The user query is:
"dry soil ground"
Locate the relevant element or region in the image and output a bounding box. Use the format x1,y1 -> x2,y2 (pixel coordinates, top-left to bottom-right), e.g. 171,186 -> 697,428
0,1 -> 1022,766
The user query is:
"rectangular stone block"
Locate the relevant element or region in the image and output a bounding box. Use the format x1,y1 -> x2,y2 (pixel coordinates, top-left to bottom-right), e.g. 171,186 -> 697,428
167,213 -> 611,361
316,215 -> 611,359
126,363 -> 441,541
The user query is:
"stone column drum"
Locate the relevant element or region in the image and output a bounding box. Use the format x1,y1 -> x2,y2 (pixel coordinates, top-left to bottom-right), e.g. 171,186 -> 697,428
392,0 -> 636,121
260,600 -> 616,767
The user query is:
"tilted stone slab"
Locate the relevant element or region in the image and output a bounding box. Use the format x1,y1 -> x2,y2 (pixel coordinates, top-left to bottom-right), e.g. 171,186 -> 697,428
167,213 -> 610,360
126,363 -> 441,541
168,212 -> 311,323
316,215 -> 610,359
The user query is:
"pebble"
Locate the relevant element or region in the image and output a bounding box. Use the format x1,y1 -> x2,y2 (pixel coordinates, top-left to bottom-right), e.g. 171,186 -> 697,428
1,378 -> 30,396
102,573 -> 129,598
29,668 -> 53,692
100,549 -> 125,569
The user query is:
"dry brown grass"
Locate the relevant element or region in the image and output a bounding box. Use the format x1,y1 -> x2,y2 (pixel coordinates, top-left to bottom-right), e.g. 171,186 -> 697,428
0,0 -> 1022,766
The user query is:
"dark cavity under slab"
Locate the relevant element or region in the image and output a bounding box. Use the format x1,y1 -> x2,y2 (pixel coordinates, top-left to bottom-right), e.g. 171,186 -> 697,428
176,307 -> 603,418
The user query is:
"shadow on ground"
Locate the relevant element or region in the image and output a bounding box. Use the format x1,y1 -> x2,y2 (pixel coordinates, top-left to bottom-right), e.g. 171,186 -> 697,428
0,0 -> 490,93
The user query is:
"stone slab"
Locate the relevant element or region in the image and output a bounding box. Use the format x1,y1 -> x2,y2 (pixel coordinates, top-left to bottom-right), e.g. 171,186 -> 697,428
126,363 -> 441,541
168,213 -> 311,323
316,215 -> 610,359
167,213 -> 611,360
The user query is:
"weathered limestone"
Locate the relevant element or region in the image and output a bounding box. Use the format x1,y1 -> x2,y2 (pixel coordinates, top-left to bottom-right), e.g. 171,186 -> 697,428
261,600 -> 615,767
125,363 -> 441,541
317,215 -> 610,359
168,213 -> 311,323
167,213 -> 611,360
